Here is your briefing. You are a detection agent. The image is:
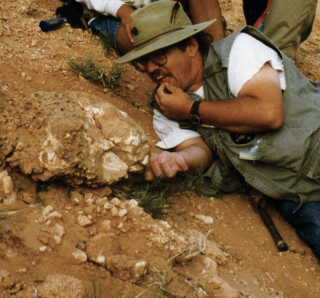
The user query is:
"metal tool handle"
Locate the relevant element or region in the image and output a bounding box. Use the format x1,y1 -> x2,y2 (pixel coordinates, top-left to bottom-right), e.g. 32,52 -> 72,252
257,204 -> 289,252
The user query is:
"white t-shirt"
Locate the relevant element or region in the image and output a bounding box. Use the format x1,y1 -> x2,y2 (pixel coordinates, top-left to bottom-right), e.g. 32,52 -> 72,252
76,0 -> 124,18
154,33 -> 286,149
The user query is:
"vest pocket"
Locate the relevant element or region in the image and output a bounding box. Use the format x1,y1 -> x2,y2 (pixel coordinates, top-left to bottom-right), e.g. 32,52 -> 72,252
255,127 -> 313,172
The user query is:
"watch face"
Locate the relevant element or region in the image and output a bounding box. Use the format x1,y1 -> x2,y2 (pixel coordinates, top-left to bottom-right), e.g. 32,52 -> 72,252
190,114 -> 201,124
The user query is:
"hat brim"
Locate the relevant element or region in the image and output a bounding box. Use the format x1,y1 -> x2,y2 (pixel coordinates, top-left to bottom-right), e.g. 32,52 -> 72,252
116,19 -> 215,64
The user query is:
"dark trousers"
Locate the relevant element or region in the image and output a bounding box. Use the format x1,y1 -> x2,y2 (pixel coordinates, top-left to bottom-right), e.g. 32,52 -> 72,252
272,200 -> 320,257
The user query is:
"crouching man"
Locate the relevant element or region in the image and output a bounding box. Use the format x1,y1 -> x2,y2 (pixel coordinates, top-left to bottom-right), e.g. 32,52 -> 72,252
116,1 -> 320,256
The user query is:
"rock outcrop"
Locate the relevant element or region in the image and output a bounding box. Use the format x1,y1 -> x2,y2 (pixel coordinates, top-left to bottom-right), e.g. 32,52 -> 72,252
0,92 -> 150,186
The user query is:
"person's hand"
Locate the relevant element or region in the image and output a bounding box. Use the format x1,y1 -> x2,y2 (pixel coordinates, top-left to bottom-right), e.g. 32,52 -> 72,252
144,151 -> 188,181
116,4 -> 135,43
155,83 -> 194,120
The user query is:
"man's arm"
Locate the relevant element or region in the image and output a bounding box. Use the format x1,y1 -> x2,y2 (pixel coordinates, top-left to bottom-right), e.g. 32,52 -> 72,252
188,0 -> 225,41
145,137 -> 212,181
156,62 -> 285,134
179,0 -> 225,41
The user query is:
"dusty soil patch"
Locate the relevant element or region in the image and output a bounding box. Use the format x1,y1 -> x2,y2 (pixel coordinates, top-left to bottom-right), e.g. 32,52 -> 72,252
1,0 -> 320,297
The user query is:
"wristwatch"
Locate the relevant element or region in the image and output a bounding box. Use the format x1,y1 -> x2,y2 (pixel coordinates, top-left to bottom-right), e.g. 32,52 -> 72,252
189,101 -> 202,125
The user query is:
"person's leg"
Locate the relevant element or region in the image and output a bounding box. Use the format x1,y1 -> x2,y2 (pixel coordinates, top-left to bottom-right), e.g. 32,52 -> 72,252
262,0 -> 318,58
92,0 -> 226,54
182,0 -> 225,41
90,16 -> 122,52
272,199 -> 320,257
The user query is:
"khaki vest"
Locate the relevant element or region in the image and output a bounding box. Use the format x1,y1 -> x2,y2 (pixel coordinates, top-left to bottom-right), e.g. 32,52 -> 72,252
197,26 -> 320,207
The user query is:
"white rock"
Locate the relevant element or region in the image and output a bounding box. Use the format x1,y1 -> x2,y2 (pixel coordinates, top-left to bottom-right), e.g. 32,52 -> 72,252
53,223 -> 65,238
0,171 -> 13,194
160,221 -> 171,229
18,268 -> 27,274
42,205 -> 54,216
118,209 -> 127,217
103,202 -> 113,210
96,253 -> 105,265
127,199 -> 139,208
48,211 -> 62,219
77,215 -> 92,227
53,235 -> 62,245
95,197 -> 109,206
72,249 -> 87,263
111,197 -> 120,206
38,215 -> 47,223
111,207 -> 118,216
101,220 -> 111,231
85,198 -> 95,205
45,219 -> 52,226
195,215 -> 213,224
39,246 -> 47,252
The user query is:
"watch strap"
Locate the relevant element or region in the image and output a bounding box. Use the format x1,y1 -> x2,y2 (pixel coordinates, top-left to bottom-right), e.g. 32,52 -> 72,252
189,101 -> 202,125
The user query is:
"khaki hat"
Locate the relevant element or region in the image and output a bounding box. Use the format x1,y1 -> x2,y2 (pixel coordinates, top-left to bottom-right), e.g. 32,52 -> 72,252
116,1 -> 215,64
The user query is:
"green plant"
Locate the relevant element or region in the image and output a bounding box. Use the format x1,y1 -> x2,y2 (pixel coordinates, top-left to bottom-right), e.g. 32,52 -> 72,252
68,52 -> 122,93
99,33 -> 113,54
112,170 -> 204,219
15,178 -> 29,193
34,181 -> 52,207
69,52 -> 105,83
101,64 -> 122,94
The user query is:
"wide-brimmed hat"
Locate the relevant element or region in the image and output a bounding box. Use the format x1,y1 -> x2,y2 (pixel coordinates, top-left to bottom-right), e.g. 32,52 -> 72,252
116,1 -> 215,64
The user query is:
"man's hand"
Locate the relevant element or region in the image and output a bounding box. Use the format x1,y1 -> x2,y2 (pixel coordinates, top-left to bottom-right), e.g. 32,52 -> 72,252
155,83 -> 194,120
145,151 -> 188,181
116,4 -> 135,43
144,137 -> 213,181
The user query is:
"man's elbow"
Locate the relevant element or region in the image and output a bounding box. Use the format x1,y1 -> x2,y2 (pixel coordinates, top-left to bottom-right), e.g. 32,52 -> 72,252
266,111 -> 284,131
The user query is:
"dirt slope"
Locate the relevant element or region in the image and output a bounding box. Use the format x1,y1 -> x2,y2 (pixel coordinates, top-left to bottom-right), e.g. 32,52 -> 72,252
1,0 -> 320,297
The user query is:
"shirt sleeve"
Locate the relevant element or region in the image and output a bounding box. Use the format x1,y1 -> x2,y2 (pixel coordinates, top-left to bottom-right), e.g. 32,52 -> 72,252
228,33 -> 286,97
153,110 -> 201,150
76,0 -> 125,17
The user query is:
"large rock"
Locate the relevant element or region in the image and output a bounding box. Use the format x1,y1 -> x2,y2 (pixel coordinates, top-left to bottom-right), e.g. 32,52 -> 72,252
37,274 -> 86,298
0,92 -> 150,186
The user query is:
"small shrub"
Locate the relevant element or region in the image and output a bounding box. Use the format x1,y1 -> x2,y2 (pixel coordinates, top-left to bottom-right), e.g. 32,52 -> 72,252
112,170 -> 204,219
98,33 -> 113,54
68,52 -> 122,93
68,52 -> 105,83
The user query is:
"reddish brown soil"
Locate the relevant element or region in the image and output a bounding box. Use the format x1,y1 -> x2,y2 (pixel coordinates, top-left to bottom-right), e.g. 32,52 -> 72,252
1,0 -> 320,297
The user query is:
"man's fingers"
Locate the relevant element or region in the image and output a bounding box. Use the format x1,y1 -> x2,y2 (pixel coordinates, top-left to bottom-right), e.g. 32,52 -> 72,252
157,83 -> 175,97
150,154 -> 164,177
125,25 -> 134,43
144,165 -> 155,181
175,155 -> 188,172
163,83 -> 177,94
159,159 -> 175,178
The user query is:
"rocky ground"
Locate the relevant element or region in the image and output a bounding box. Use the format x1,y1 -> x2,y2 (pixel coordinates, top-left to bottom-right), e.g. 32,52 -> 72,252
1,0 -> 320,297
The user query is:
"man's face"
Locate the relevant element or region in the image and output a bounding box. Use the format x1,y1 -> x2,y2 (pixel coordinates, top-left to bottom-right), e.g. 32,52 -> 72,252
136,41 -> 201,91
